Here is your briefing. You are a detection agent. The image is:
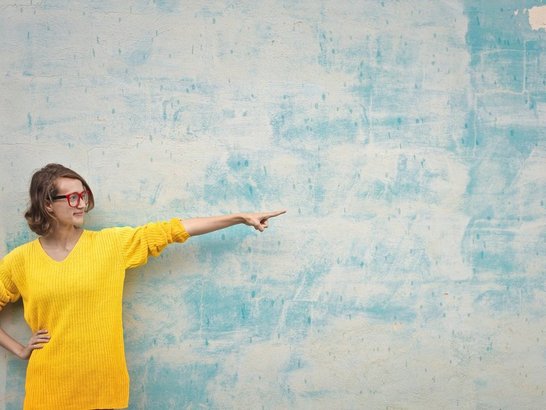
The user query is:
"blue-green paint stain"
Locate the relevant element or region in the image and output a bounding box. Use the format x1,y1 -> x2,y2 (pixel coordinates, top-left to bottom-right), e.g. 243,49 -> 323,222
474,284 -> 536,314
6,230 -> 34,252
465,1 -> 527,60
184,282 -> 259,334
129,358 -> 217,409
154,0 -> 179,13
6,356 -> 26,410
183,279 -> 289,341
284,302 -> 314,337
201,154 -> 279,208
311,118 -> 359,141
506,127 -> 542,158
461,208 -> 522,275
364,302 -> 416,323
127,47 -> 151,65
222,109 -> 235,119
283,354 -> 306,373
271,94 -> 359,146
81,131 -> 104,145
193,227 -> 256,269
388,154 -> 442,203
149,183 -> 162,205
227,154 -> 250,171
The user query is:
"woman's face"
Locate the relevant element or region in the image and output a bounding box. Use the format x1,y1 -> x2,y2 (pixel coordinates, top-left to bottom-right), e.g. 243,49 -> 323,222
48,177 -> 88,230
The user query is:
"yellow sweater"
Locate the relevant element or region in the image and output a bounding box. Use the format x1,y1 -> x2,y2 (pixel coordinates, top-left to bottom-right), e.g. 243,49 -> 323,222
0,218 -> 190,409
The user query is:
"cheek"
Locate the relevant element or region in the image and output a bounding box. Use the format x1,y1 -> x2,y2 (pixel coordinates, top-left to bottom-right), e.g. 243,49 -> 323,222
49,204 -> 68,217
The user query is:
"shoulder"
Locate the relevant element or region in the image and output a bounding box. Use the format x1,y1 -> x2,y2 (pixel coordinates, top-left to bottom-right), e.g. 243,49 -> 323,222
1,240 -> 37,275
3,240 -> 36,263
83,226 -> 133,242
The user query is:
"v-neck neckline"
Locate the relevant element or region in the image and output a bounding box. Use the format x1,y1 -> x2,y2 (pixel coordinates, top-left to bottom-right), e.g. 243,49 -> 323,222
36,230 -> 87,263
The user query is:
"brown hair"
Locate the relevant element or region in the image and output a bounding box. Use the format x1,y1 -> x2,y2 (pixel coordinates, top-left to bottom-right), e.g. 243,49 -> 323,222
24,163 -> 95,236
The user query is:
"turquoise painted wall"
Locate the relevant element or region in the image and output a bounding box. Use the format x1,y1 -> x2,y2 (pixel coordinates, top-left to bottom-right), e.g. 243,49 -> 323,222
1,1 -> 545,409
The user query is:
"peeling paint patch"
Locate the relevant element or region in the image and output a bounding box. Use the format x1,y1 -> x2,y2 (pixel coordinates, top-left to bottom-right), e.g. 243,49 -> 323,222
528,6 -> 546,31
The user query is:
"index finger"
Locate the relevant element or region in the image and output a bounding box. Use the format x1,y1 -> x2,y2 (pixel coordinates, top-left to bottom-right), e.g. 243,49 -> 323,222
262,210 -> 287,220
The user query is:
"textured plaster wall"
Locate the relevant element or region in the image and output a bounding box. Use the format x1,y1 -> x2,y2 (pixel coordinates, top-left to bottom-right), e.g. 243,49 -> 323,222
1,1 -> 545,409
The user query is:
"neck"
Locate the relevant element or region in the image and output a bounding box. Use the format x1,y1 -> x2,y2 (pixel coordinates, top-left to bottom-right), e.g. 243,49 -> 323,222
42,224 -> 82,248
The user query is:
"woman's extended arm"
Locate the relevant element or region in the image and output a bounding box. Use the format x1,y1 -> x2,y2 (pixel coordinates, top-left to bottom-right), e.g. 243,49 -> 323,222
0,326 -> 50,360
182,210 -> 286,236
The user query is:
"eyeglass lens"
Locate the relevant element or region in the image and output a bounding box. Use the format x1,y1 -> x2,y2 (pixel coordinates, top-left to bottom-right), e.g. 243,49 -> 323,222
69,191 -> 88,207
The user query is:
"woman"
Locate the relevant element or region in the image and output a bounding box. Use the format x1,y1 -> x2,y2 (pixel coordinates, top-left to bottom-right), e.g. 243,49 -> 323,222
0,163 -> 285,409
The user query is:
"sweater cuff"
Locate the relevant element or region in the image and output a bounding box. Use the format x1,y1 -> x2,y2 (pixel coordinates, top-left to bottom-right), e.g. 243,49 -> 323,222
171,218 -> 191,242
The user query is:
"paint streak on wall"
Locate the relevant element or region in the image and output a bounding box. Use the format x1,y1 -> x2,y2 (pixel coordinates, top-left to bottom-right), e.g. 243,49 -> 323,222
1,1 -> 545,409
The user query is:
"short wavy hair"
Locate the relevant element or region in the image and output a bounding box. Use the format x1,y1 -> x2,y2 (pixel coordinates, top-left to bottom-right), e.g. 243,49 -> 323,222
24,164 -> 95,236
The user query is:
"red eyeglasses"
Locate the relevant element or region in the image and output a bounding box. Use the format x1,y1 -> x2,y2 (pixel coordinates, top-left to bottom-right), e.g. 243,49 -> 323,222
52,190 -> 90,208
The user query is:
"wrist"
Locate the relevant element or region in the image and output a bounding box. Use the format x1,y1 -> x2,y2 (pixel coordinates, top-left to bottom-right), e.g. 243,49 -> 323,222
235,213 -> 252,226
15,344 -> 27,360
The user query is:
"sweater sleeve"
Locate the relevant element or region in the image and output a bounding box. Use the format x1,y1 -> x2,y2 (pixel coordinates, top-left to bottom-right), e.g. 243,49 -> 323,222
117,218 -> 191,270
0,258 -> 21,310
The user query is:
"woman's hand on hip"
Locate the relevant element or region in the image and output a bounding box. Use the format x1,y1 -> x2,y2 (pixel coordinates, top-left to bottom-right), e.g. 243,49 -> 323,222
18,329 -> 50,360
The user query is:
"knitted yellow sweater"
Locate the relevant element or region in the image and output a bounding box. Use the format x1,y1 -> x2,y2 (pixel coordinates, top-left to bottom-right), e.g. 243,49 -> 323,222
0,218 -> 190,409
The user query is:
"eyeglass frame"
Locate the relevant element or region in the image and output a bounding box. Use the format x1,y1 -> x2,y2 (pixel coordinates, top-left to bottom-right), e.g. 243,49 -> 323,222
51,190 -> 91,208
